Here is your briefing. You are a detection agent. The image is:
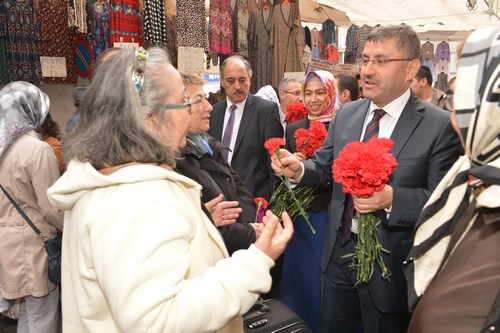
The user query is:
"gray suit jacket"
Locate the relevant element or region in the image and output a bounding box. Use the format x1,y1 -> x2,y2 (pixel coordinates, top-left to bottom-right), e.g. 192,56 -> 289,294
299,92 -> 463,313
208,94 -> 284,201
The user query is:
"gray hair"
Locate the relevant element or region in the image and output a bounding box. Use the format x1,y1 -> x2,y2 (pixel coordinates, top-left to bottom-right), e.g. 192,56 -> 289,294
366,24 -> 420,60
278,77 -> 301,93
64,47 -> 180,169
220,55 -> 253,79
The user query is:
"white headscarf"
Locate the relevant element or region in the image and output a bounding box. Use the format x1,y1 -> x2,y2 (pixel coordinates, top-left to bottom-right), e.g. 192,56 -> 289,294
255,85 -> 280,108
0,81 -> 50,157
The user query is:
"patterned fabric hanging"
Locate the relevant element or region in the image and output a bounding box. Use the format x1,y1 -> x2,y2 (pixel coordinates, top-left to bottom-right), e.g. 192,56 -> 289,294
39,0 -> 77,84
143,0 -> 167,47
67,0 -> 88,34
209,0 -> 233,55
2,0 -> 41,84
109,0 -> 143,47
89,1 -> 111,60
176,0 -> 207,50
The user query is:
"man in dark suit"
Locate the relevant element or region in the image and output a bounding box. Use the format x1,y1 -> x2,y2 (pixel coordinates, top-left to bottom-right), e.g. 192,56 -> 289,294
271,24 -> 463,333
209,55 -> 284,201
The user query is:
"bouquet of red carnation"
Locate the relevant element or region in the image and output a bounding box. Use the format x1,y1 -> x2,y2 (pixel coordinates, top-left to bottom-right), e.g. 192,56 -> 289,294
254,197 -> 268,223
294,121 -> 328,159
265,138 -> 316,234
332,138 -> 397,285
285,101 -> 307,124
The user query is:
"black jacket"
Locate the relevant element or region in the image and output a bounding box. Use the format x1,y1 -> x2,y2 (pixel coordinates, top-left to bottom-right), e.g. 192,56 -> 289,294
176,134 -> 256,255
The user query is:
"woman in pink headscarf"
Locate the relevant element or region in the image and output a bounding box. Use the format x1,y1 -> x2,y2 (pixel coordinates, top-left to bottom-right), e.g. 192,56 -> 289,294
280,70 -> 339,333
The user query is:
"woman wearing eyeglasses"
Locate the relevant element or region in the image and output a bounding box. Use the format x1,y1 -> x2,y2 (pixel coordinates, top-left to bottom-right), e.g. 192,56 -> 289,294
47,47 -> 293,333
176,72 -> 264,255
279,70 -> 339,333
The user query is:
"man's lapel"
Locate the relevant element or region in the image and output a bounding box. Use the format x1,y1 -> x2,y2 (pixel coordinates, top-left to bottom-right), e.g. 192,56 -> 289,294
233,95 -> 255,156
390,93 -> 424,158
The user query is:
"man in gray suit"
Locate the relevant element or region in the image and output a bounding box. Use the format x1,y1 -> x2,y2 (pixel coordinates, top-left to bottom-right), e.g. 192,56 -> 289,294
271,24 -> 463,333
209,55 -> 283,201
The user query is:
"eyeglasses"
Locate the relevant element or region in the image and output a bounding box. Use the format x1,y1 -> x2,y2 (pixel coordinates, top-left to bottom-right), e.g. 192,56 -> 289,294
283,91 -> 301,96
359,57 -> 414,67
160,95 -> 192,114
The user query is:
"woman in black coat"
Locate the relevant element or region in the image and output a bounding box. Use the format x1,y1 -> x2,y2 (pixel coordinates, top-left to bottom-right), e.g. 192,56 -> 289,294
176,72 -> 262,255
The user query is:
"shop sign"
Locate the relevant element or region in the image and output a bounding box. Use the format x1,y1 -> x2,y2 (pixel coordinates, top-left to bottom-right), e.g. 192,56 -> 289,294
307,58 -> 335,73
40,57 -> 67,78
113,42 -> 139,49
284,72 -> 306,81
333,64 -> 360,76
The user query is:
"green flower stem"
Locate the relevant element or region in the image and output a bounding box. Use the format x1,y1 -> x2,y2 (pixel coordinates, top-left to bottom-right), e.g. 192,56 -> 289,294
347,213 -> 391,286
284,177 -> 316,234
270,149 -> 316,234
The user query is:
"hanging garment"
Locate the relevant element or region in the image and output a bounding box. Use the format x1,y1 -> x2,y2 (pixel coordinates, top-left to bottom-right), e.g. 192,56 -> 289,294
165,15 -> 177,67
89,1 -> 111,60
39,0 -> 77,84
435,41 -> 450,62
2,0 -> 41,84
248,0 -> 273,91
344,24 -> 359,64
321,18 -> 336,45
143,0 -> 167,46
420,41 -> 434,61
176,0 -> 207,49
68,0 -> 88,34
234,0 -> 249,58
355,24 -> 373,61
209,0 -> 233,55
271,0 -> 304,86
109,0 -> 143,46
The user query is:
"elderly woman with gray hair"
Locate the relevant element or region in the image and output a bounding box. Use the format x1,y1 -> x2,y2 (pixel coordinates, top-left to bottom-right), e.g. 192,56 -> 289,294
47,47 -> 293,333
0,81 -> 63,332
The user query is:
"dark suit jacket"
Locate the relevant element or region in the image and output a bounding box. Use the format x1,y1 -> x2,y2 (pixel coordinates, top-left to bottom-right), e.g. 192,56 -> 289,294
209,95 -> 284,201
176,135 -> 256,255
299,93 -> 463,313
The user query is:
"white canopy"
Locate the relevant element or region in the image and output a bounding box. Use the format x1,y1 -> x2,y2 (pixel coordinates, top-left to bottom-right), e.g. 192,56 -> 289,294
304,0 -> 500,41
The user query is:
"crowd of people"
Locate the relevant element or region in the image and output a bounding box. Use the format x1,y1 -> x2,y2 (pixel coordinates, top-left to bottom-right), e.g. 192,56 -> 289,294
0,24 -> 498,333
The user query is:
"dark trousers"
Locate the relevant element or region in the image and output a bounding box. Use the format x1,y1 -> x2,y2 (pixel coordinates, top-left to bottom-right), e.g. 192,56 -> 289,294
320,233 -> 410,333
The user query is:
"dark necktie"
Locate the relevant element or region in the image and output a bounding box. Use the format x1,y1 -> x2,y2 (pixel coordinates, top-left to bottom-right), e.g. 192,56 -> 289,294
221,104 -> 237,161
340,109 -> 386,245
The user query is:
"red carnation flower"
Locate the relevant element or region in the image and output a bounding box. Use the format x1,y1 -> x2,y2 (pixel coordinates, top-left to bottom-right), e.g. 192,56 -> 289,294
294,121 -> 327,159
332,138 -> 397,197
264,137 -> 285,156
254,197 -> 268,223
286,101 -> 308,124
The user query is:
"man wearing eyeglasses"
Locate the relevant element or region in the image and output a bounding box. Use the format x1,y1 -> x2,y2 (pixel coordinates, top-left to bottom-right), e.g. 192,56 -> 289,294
209,55 -> 283,202
278,77 -> 302,132
270,24 -> 463,333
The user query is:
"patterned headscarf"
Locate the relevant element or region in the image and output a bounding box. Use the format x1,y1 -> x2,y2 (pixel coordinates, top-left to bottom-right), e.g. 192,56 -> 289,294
0,81 -> 50,158
405,28 -> 500,311
304,70 -> 339,122
255,85 -> 280,108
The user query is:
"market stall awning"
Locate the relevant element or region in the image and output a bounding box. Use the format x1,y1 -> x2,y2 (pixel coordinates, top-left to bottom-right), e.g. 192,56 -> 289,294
310,0 -> 500,41
299,1 -> 351,27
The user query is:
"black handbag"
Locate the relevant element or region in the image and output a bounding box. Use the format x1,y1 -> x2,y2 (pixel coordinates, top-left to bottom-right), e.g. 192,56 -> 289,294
1,185 -> 62,285
243,298 -> 312,333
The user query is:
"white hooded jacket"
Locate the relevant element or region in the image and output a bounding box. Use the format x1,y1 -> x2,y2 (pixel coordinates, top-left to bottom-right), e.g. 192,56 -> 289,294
48,160 -> 274,333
